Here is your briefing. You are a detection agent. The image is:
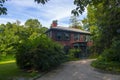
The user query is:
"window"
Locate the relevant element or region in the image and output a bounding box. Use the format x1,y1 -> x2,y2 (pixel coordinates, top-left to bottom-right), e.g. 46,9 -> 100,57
47,31 -> 52,38
74,34 -> 80,41
83,35 -> 86,41
56,32 -> 62,40
83,35 -> 91,42
56,32 -> 70,41
64,33 -> 70,40
85,35 -> 90,41
49,31 -> 52,38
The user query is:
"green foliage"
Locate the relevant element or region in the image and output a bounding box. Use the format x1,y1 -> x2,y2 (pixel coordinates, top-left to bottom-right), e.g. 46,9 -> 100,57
72,0 -> 120,16
82,0 -> 120,55
0,23 -> 20,58
100,37 -> 120,62
0,54 -> 15,61
16,34 -> 66,71
69,16 -> 83,30
91,59 -> 120,73
34,0 -> 49,4
68,48 -> 81,59
0,20 -> 47,58
25,19 -> 42,28
0,19 -> 65,75
91,36 -> 120,72
0,0 -> 7,15
88,53 -> 99,59
72,0 -> 90,15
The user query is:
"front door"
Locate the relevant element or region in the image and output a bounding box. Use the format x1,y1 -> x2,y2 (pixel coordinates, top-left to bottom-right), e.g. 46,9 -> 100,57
73,42 -> 87,58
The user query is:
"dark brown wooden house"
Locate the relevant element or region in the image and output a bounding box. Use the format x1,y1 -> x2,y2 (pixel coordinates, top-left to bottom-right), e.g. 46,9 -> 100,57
46,20 -> 92,57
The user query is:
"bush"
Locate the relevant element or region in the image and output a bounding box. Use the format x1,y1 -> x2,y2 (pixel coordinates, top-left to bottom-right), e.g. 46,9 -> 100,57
91,36 -> 120,73
0,54 -> 15,61
88,52 -> 99,59
68,48 -> 81,59
91,59 -> 120,72
16,35 -> 66,71
100,38 -> 120,62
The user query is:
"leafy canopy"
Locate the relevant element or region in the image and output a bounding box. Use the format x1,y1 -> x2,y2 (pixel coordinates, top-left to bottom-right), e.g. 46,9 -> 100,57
25,19 -> 42,28
69,16 -> 83,29
0,19 -> 47,59
0,0 -> 7,15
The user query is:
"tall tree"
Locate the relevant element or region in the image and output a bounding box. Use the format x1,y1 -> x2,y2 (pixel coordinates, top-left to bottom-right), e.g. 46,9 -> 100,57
72,0 -> 120,15
81,1 -> 120,54
69,16 -> 83,29
25,19 -> 42,28
0,20 -> 46,57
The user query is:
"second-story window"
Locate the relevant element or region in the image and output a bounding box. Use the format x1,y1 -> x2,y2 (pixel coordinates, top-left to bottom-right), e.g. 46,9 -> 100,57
56,32 -> 62,40
83,35 -> 86,41
47,31 -> 52,38
64,33 -> 70,40
74,34 -> 80,41
86,35 -> 90,41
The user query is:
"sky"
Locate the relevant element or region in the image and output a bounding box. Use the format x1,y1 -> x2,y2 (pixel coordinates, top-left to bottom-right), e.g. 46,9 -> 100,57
0,0 -> 87,28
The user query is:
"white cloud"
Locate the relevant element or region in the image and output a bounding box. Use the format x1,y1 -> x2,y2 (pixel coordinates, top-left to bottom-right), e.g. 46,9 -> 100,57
0,18 -> 16,24
0,17 -> 26,25
0,0 -> 87,28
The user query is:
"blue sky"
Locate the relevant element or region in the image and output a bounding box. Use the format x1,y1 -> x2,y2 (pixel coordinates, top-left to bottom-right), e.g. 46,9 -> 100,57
0,0 -> 87,28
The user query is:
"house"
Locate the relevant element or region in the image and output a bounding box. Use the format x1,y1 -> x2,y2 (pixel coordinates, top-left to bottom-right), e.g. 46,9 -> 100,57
46,20 -> 92,57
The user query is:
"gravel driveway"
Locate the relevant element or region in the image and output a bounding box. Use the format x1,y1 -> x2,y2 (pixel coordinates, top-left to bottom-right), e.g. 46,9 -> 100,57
36,59 -> 120,80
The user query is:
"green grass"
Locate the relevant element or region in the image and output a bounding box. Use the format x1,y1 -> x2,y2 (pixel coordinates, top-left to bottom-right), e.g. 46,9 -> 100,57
0,60 -> 38,80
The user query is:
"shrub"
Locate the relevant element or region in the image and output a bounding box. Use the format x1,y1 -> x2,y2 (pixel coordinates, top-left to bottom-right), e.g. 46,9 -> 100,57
91,36 -> 120,73
99,38 -> 120,62
68,48 -> 81,58
0,54 -> 15,61
16,35 -> 66,71
88,52 -> 99,59
91,59 -> 120,72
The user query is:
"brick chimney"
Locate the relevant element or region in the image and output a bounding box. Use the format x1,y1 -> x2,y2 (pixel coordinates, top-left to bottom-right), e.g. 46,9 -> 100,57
51,20 -> 58,28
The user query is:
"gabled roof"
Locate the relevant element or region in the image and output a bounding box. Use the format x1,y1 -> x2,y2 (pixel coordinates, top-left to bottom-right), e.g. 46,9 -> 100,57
46,26 -> 90,34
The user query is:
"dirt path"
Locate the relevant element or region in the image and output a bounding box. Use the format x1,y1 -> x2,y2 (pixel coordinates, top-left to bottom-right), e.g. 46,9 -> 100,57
36,59 -> 120,80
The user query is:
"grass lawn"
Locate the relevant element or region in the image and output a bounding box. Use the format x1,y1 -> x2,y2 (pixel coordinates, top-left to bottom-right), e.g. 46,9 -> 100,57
0,60 -> 38,80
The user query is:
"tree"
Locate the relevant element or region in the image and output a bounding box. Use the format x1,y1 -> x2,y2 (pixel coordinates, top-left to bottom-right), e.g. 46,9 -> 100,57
16,34 -> 66,71
0,0 -> 7,15
69,16 -> 83,29
0,20 -> 45,58
80,0 -> 120,54
93,1 -> 120,51
25,19 -> 42,28
72,0 -> 120,15
15,20 -> 21,25
34,0 -> 49,4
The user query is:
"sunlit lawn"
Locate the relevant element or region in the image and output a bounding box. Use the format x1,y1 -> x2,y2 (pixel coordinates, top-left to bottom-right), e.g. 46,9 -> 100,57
0,60 -> 38,80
